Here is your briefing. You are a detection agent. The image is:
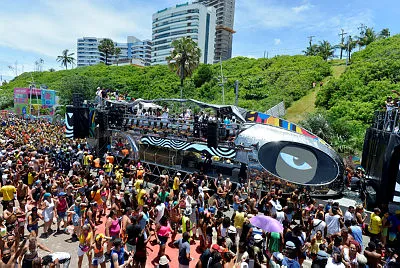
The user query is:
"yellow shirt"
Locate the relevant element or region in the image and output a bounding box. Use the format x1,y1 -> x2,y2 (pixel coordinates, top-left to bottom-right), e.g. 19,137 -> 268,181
173,176 -> 180,191
137,189 -> 146,206
234,212 -> 245,229
369,213 -> 382,235
79,231 -> 92,246
28,172 -> 34,185
115,170 -> 123,183
134,179 -> 143,191
1,185 -> 16,201
104,163 -> 113,173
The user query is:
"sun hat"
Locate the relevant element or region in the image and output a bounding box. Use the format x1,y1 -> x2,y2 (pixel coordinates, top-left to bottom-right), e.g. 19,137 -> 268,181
275,204 -> 283,211
177,172 -> 181,175
273,252 -> 284,261
285,241 -> 296,249
75,197 -> 82,204
58,192 -> 66,197
43,193 -> 51,198
159,255 -> 169,265
254,234 -> 263,242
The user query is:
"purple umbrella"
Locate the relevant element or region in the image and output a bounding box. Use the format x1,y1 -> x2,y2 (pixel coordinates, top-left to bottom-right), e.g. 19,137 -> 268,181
250,215 -> 283,233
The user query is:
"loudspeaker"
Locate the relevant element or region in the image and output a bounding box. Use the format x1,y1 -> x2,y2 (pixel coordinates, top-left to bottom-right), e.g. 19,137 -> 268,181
96,111 -> 108,132
362,127 -> 400,205
207,122 -> 218,148
73,107 -> 90,138
72,93 -> 84,107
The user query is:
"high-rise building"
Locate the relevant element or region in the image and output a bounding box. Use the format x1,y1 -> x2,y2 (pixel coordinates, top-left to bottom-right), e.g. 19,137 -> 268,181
151,2 -> 216,65
77,37 -> 103,66
77,36 -> 152,67
127,36 -> 152,66
195,0 -> 235,62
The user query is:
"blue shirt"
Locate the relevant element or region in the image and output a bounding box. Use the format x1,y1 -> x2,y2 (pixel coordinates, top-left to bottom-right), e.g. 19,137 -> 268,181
282,257 -> 300,268
110,247 -> 125,268
350,226 -> 363,249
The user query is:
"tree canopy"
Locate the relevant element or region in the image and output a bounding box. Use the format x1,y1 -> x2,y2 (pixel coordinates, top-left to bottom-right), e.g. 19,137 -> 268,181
315,34 -> 400,151
98,39 -> 115,65
0,55 -> 330,112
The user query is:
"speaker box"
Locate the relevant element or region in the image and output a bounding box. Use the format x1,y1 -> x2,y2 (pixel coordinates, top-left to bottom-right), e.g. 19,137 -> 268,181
207,122 -> 218,148
73,93 -> 84,107
73,107 -> 90,138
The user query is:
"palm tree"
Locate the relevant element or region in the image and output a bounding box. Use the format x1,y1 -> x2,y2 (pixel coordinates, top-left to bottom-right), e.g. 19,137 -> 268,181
379,28 -> 390,39
166,37 -> 201,98
98,38 -> 115,65
317,40 -> 335,61
114,47 -> 121,66
56,49 -> 75,70
303,44 -> 319,56
345,36 -> 357,62
363,27 -> 377,46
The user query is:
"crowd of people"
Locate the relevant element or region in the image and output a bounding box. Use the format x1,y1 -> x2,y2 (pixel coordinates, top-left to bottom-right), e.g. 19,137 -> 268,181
0,116 -> 399,268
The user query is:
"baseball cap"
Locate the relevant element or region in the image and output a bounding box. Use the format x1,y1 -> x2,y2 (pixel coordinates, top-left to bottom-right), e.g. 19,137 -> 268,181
211,244 -> 223,253
317,250 -> 329,260
227,226 -> 237,234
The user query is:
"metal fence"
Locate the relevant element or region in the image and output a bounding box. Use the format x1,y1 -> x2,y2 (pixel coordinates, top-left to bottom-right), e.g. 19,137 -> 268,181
372,110 -> 400,133
266,101 -> 285,117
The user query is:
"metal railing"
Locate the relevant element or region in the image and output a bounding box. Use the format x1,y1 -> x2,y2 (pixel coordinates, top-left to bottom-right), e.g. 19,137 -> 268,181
372,110 -> 400,133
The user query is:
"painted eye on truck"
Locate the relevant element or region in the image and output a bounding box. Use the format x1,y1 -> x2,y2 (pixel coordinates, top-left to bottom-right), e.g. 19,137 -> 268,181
279,151 -> 313,171
258,142 -> 338,185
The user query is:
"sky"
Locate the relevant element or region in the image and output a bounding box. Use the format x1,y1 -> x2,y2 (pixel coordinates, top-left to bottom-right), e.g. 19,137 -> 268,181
0,0 -> 399,81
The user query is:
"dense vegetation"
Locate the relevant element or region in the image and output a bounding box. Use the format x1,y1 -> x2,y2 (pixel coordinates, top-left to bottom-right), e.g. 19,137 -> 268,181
0,55 -> 330,112
309,34 -> 400,152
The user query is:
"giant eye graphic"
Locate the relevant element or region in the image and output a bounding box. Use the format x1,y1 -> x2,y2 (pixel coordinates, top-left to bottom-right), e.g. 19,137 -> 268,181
258,141 -> 339,185
279,152 -> 312,170
275,146 -> 317,183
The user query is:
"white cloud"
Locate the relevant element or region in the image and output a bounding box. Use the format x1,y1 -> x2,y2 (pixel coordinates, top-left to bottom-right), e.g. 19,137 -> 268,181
292,3 -> 313,14
274,38 -> 281,45
236,0 -> 315,30
0,0 -> 153,58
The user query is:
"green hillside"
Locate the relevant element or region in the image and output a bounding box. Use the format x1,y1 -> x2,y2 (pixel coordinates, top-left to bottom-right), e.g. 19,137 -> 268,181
285,60 -> 347,123
0,55 -> 330,112
315,34 -> 400,151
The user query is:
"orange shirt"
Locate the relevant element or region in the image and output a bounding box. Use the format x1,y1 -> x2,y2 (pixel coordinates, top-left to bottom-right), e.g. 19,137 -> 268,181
106,155 -> 114,164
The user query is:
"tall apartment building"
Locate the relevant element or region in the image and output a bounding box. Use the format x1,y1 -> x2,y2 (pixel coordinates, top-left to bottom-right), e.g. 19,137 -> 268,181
195,0 -> 235,62
127,36 -> 152,66
77,36 -> 152,67
151,2 -> 216,65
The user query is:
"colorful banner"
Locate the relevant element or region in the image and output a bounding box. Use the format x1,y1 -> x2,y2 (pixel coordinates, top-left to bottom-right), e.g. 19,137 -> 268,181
14,88 -> 57,115
41,89 -> 56,106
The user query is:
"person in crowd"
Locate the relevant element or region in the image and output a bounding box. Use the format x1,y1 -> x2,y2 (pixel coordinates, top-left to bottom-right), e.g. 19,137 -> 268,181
0,114 -> 400,268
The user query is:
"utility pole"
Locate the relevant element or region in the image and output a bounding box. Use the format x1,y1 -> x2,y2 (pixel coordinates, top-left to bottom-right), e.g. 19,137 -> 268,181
263,51 -> 266,58
346,35 -> 351,66
307,35 -> 315,48
218,56 -> 226,104
234,80 -> 239,106
357,24 -> 367,51
339,29 -> 347,60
